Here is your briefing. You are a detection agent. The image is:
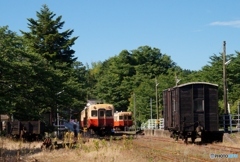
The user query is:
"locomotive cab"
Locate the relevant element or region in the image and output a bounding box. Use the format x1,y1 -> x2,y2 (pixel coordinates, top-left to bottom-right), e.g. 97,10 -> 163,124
80,101 -> 114,136
114,111 -> 133,131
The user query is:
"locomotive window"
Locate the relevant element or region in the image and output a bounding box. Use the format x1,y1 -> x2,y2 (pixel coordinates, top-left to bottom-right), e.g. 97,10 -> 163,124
106,110 -> 112,117
119,116 -> 123,120
99,111 -> 104,117
194,99 -> 204,112
124,116 -> 128,120
128,116 -> 132,120
91,110 -> 98,117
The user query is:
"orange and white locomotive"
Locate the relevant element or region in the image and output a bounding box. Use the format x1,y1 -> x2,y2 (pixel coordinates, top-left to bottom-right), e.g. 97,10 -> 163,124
80,100 -> 114,136
114,111 -> 133,131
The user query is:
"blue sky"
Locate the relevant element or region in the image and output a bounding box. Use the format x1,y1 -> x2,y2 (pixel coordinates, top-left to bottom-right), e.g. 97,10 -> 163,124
1,1 -> 240,71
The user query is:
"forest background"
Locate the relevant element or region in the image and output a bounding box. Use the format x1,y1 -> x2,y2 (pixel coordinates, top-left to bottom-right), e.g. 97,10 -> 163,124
1,5 -> 240,127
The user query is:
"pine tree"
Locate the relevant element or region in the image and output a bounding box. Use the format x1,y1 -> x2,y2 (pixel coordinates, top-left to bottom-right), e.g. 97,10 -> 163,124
21,4 -> 78,67
20,5 -> 83,123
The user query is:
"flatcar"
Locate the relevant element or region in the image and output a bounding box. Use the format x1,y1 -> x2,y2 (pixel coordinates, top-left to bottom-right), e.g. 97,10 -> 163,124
114,111 -> 133,131
80,100 -> 114,136
163,82 -> 223,143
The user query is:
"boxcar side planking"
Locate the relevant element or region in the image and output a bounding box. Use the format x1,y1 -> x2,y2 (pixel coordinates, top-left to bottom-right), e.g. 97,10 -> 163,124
163,82 -> 223,143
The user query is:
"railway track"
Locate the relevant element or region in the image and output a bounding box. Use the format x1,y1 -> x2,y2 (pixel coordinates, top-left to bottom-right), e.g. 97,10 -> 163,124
206,143 -> 240,154
133,137 -> 211,162
141,135 -> 240,153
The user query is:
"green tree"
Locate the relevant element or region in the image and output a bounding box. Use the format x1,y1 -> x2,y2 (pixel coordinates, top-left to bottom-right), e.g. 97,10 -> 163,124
226,52 -> 240,114
95,50 -> 136,111
0,26 -> 23,116
19,5 -> 84,123
94,45 -> 176,118
132,46 -> 175,78
85,61 -> 103,100
21,4 -> 78,67
0,26 -> 57,121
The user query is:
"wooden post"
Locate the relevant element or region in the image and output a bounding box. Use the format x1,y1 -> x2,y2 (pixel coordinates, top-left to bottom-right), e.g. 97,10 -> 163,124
223,41 -> 228,132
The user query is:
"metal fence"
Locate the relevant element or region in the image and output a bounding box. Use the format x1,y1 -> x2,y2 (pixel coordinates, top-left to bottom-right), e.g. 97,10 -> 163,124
219,114 -> 240,133
140,115 -> 240,133
141,118 -> 164,130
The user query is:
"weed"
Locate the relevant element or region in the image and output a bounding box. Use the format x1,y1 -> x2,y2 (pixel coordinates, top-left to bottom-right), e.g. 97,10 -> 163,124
110,157 -> 115,162
1,133 -> 238,162
93,139 -> 100,151
101,139 -> 107,150
110,135 -> 113,144
82,144 -> 90,153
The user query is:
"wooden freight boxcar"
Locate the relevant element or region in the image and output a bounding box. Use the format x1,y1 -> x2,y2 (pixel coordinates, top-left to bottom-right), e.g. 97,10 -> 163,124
163,82 -> 223,143
6,121 -> 45,141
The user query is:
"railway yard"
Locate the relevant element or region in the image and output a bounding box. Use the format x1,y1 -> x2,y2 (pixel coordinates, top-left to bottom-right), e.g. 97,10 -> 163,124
0,130 -> 239,162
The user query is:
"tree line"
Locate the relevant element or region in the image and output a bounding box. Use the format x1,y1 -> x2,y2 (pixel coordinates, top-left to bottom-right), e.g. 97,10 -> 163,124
1,5 -> 240,127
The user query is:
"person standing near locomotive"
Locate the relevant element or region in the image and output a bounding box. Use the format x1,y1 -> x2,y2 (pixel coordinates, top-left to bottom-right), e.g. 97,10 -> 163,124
73,124 -> 78,143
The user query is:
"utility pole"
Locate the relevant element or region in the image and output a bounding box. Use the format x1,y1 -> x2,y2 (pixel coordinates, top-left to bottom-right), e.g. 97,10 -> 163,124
223,41 -> 228,132
238,102 -> 240,132
56,90 -> 64,138
155,78 -> 159,120
134,93 -> 136,131
150,98 -> 152,120
175,73 -> 181,86
155,77 -> 159,129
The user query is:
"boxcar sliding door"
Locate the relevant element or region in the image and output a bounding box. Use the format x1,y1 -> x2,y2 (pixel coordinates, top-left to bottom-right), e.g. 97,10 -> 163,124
193,84 -> 205,130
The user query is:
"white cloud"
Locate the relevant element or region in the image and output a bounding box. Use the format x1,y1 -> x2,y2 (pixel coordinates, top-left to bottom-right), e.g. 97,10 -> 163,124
209,20 -> 240,28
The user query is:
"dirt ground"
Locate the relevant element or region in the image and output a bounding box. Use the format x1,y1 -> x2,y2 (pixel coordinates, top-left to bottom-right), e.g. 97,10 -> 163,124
0,132 -> 239,162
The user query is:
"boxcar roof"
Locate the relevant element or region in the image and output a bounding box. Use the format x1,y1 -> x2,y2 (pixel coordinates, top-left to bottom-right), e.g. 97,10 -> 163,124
163,82 -> 218,91
177,82 -> 218,88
